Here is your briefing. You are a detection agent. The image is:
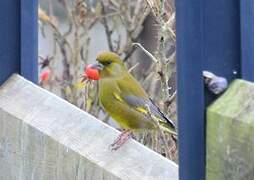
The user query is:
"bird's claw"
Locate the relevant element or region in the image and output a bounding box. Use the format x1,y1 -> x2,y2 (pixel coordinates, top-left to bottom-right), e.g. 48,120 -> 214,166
110,130 -> 132,151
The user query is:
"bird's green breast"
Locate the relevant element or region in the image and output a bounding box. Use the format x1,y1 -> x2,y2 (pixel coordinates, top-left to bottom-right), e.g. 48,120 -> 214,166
98,79 -> 155,130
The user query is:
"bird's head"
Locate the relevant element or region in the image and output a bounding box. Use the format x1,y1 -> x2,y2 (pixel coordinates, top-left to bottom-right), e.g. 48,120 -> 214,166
90,51 -> 127,79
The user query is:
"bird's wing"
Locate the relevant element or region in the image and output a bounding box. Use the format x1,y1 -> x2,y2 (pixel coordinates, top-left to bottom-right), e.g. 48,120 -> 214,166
123,95 -> 175,129
115,75 -> 176,130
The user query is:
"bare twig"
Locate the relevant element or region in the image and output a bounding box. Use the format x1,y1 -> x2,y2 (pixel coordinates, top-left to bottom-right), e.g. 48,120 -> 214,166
128,62 -> 140,72
132,43 -> 159,63
167,90 -> 177,104
101,1 -> 114,51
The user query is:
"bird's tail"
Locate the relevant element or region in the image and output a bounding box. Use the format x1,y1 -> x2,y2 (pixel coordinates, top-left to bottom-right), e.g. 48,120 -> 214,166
147,98 -> 177,137
158,120 -> 178,144
158,121 -> 177,136
155,107 -> 177,136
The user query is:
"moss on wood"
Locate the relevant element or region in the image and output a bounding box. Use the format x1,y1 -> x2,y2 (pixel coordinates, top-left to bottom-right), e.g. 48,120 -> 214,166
207,79 -> 254,180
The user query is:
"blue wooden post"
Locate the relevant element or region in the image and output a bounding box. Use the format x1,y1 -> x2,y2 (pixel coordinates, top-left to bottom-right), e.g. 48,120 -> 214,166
20,0 -> 38,83
240,0 -> 254,82
176,0 -> 205,179
0,1 -> 38,85
202,1 -> 241,106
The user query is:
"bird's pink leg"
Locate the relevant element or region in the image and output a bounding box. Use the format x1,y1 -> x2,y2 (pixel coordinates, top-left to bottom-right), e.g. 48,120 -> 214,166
111,130 -> 132,151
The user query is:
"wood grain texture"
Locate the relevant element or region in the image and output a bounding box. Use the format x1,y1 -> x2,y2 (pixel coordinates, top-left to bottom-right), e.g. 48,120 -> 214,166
0,74 -> 178,180
206,79 -> 254,180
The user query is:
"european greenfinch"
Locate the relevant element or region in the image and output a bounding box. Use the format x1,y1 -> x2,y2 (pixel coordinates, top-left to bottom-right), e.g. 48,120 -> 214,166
86,52 -> 176,150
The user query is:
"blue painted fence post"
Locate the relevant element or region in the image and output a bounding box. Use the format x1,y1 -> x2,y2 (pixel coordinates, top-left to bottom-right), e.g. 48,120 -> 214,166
240,0 -> 254,82
0,0 -> 38,85
176,0 -> 205,179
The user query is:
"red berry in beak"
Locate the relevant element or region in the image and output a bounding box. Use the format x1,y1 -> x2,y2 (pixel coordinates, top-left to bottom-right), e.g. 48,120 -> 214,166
84,64 -> 100,80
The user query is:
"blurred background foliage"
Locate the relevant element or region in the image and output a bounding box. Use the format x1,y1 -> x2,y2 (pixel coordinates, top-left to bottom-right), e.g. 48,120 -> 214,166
39,0 -> 177,161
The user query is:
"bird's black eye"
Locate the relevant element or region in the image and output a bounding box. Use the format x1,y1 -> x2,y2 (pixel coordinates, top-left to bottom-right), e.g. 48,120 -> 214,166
102,61 -> 111,66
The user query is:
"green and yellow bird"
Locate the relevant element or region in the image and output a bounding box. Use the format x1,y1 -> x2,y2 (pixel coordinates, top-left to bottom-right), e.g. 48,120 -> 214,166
90,52 -> 176,149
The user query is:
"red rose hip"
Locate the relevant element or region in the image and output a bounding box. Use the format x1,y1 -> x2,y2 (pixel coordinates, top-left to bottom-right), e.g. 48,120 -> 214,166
84,64 -> 100,80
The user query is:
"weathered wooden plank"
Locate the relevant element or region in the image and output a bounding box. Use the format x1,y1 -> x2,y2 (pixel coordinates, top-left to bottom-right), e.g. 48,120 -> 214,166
0,74 -> 178,180
206,79 -> 254,180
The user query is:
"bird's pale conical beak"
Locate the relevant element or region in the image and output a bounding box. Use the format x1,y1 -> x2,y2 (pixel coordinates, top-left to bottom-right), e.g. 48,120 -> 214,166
90,63 -> 103,71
